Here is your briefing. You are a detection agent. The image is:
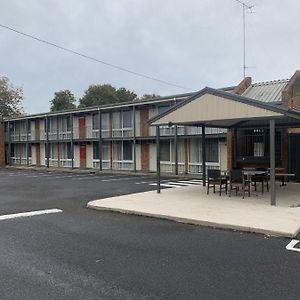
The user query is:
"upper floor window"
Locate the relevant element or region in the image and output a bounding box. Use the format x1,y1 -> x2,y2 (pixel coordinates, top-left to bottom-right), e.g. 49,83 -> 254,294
112,111 -> 132,129
92,113 -> 100,130
58,116 -> 72,132
101,113 -> 109,131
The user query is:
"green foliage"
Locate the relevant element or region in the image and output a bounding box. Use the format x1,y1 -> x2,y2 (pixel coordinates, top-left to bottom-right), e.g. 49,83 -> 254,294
50,90 -> 76,112
140,93 -> 160,100
116,87 -> 137,103
79,84 -> 137,107
0,76 -> 23,118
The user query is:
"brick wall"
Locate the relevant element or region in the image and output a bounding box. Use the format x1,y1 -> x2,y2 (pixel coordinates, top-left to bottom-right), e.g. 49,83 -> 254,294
35,120 -> 40,141
282,70 -> 300,109
140,108 -> 149,137
0,119 -> 5,167
233,77 -> 252,95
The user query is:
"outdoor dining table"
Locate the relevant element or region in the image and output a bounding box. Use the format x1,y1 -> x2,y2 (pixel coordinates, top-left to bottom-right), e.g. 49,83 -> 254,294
243,170 -> 268,178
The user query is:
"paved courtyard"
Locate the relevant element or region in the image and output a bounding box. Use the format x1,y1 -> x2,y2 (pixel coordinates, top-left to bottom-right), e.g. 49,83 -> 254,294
89,182 -> 300,237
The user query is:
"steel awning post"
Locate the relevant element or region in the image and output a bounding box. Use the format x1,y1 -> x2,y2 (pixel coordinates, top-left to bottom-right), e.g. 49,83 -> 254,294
270,119 -> 276,206
156,126 -> 161,193
202,125 -> 206,186
174,125 -> 178,175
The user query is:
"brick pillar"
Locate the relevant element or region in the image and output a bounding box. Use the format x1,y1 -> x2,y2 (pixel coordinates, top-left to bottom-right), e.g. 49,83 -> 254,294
140,108 -> 149,137
35,120 -> 40,141
0,119 -> 5,167
141,142 -> 149,171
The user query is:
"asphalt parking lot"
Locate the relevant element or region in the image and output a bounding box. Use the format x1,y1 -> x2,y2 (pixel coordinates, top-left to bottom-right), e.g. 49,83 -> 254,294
0,168 -> 299,300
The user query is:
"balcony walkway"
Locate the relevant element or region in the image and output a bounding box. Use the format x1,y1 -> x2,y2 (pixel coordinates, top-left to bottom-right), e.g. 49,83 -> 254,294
88,183 -> 300,237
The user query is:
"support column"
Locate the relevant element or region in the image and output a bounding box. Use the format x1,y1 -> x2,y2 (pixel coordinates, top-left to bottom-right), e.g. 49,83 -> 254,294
233,127 -> 237,168
70,114 -> 74,169
202,125 -> 206,186
7,121 -> 11,166
174,125 -> 178,175
156,126 -> 161,193
270,119 -> 276,206
26,119 -> 29,166
133,106 -> 136,172
46,117 -> 50,168
98,110 -> 103,171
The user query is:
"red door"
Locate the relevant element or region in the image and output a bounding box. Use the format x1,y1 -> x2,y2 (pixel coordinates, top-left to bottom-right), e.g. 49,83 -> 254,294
79,116 -> 86,139
80,144 -> 86,168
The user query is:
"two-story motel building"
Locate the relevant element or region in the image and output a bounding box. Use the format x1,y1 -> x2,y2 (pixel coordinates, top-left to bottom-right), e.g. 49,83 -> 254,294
2,71 -> 300,181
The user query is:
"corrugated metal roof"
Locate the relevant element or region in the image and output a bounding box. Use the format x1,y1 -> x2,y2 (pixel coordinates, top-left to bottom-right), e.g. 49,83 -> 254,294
242,79 -> 289,103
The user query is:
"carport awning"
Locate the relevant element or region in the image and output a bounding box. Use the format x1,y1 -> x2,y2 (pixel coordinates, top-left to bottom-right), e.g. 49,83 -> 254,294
150,87 -> 300,128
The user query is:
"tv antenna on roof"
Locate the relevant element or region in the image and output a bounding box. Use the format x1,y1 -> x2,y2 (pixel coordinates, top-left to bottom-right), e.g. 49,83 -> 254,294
234,0 -> 254,78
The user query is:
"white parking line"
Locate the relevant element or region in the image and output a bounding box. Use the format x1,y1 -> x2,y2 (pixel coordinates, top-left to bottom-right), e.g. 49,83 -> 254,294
149,183 -> 181,188
286,239 -> 300,252
0,209 -> 63,221
176,180 -> 202,185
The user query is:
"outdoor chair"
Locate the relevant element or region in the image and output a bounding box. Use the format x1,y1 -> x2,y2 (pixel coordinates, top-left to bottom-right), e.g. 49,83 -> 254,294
229,169 -> 251,199
207,169 -> 228,196
252,168 -> 269,193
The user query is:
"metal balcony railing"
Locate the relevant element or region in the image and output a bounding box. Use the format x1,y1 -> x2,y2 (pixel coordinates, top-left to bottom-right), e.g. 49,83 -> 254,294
112,160 -> 133,170
11,157 -> 32,165
92,159 -> 110,169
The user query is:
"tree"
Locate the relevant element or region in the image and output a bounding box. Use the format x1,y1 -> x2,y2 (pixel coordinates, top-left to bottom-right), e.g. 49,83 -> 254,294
50,90 -> 76,112
0,76 -> 23,118
116,87 -> 137,103
140,93 -> 160,100
79,84 -> 118,107
79,84 -> 138,107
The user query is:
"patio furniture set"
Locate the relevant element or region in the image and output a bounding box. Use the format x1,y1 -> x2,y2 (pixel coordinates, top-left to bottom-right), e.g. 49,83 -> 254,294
206,168 -> 294,199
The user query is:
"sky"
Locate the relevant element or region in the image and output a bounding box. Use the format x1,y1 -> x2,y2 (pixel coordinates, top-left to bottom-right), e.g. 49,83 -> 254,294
1,0 -> 300,114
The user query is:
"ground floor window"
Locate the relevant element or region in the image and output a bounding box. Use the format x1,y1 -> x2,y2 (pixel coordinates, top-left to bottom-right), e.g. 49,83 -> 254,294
113,141 -> 133,161
160,140 -> 184,162
60,143 -> 72,159
189,139 -> 219,163
93,142 -> 110,160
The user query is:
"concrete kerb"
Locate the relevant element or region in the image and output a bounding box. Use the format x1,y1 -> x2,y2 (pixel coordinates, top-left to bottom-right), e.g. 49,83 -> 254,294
5,165 -> 201,179
87,186 -> 300,238
87,202 -> 299,238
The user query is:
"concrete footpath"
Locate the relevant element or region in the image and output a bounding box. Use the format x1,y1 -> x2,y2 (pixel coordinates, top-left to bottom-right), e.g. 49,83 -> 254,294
88,185 -> 300,237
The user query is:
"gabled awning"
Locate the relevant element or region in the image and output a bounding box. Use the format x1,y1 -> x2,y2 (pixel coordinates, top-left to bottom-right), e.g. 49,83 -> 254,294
150,87 -> 300,128
151,87 -> 300,206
